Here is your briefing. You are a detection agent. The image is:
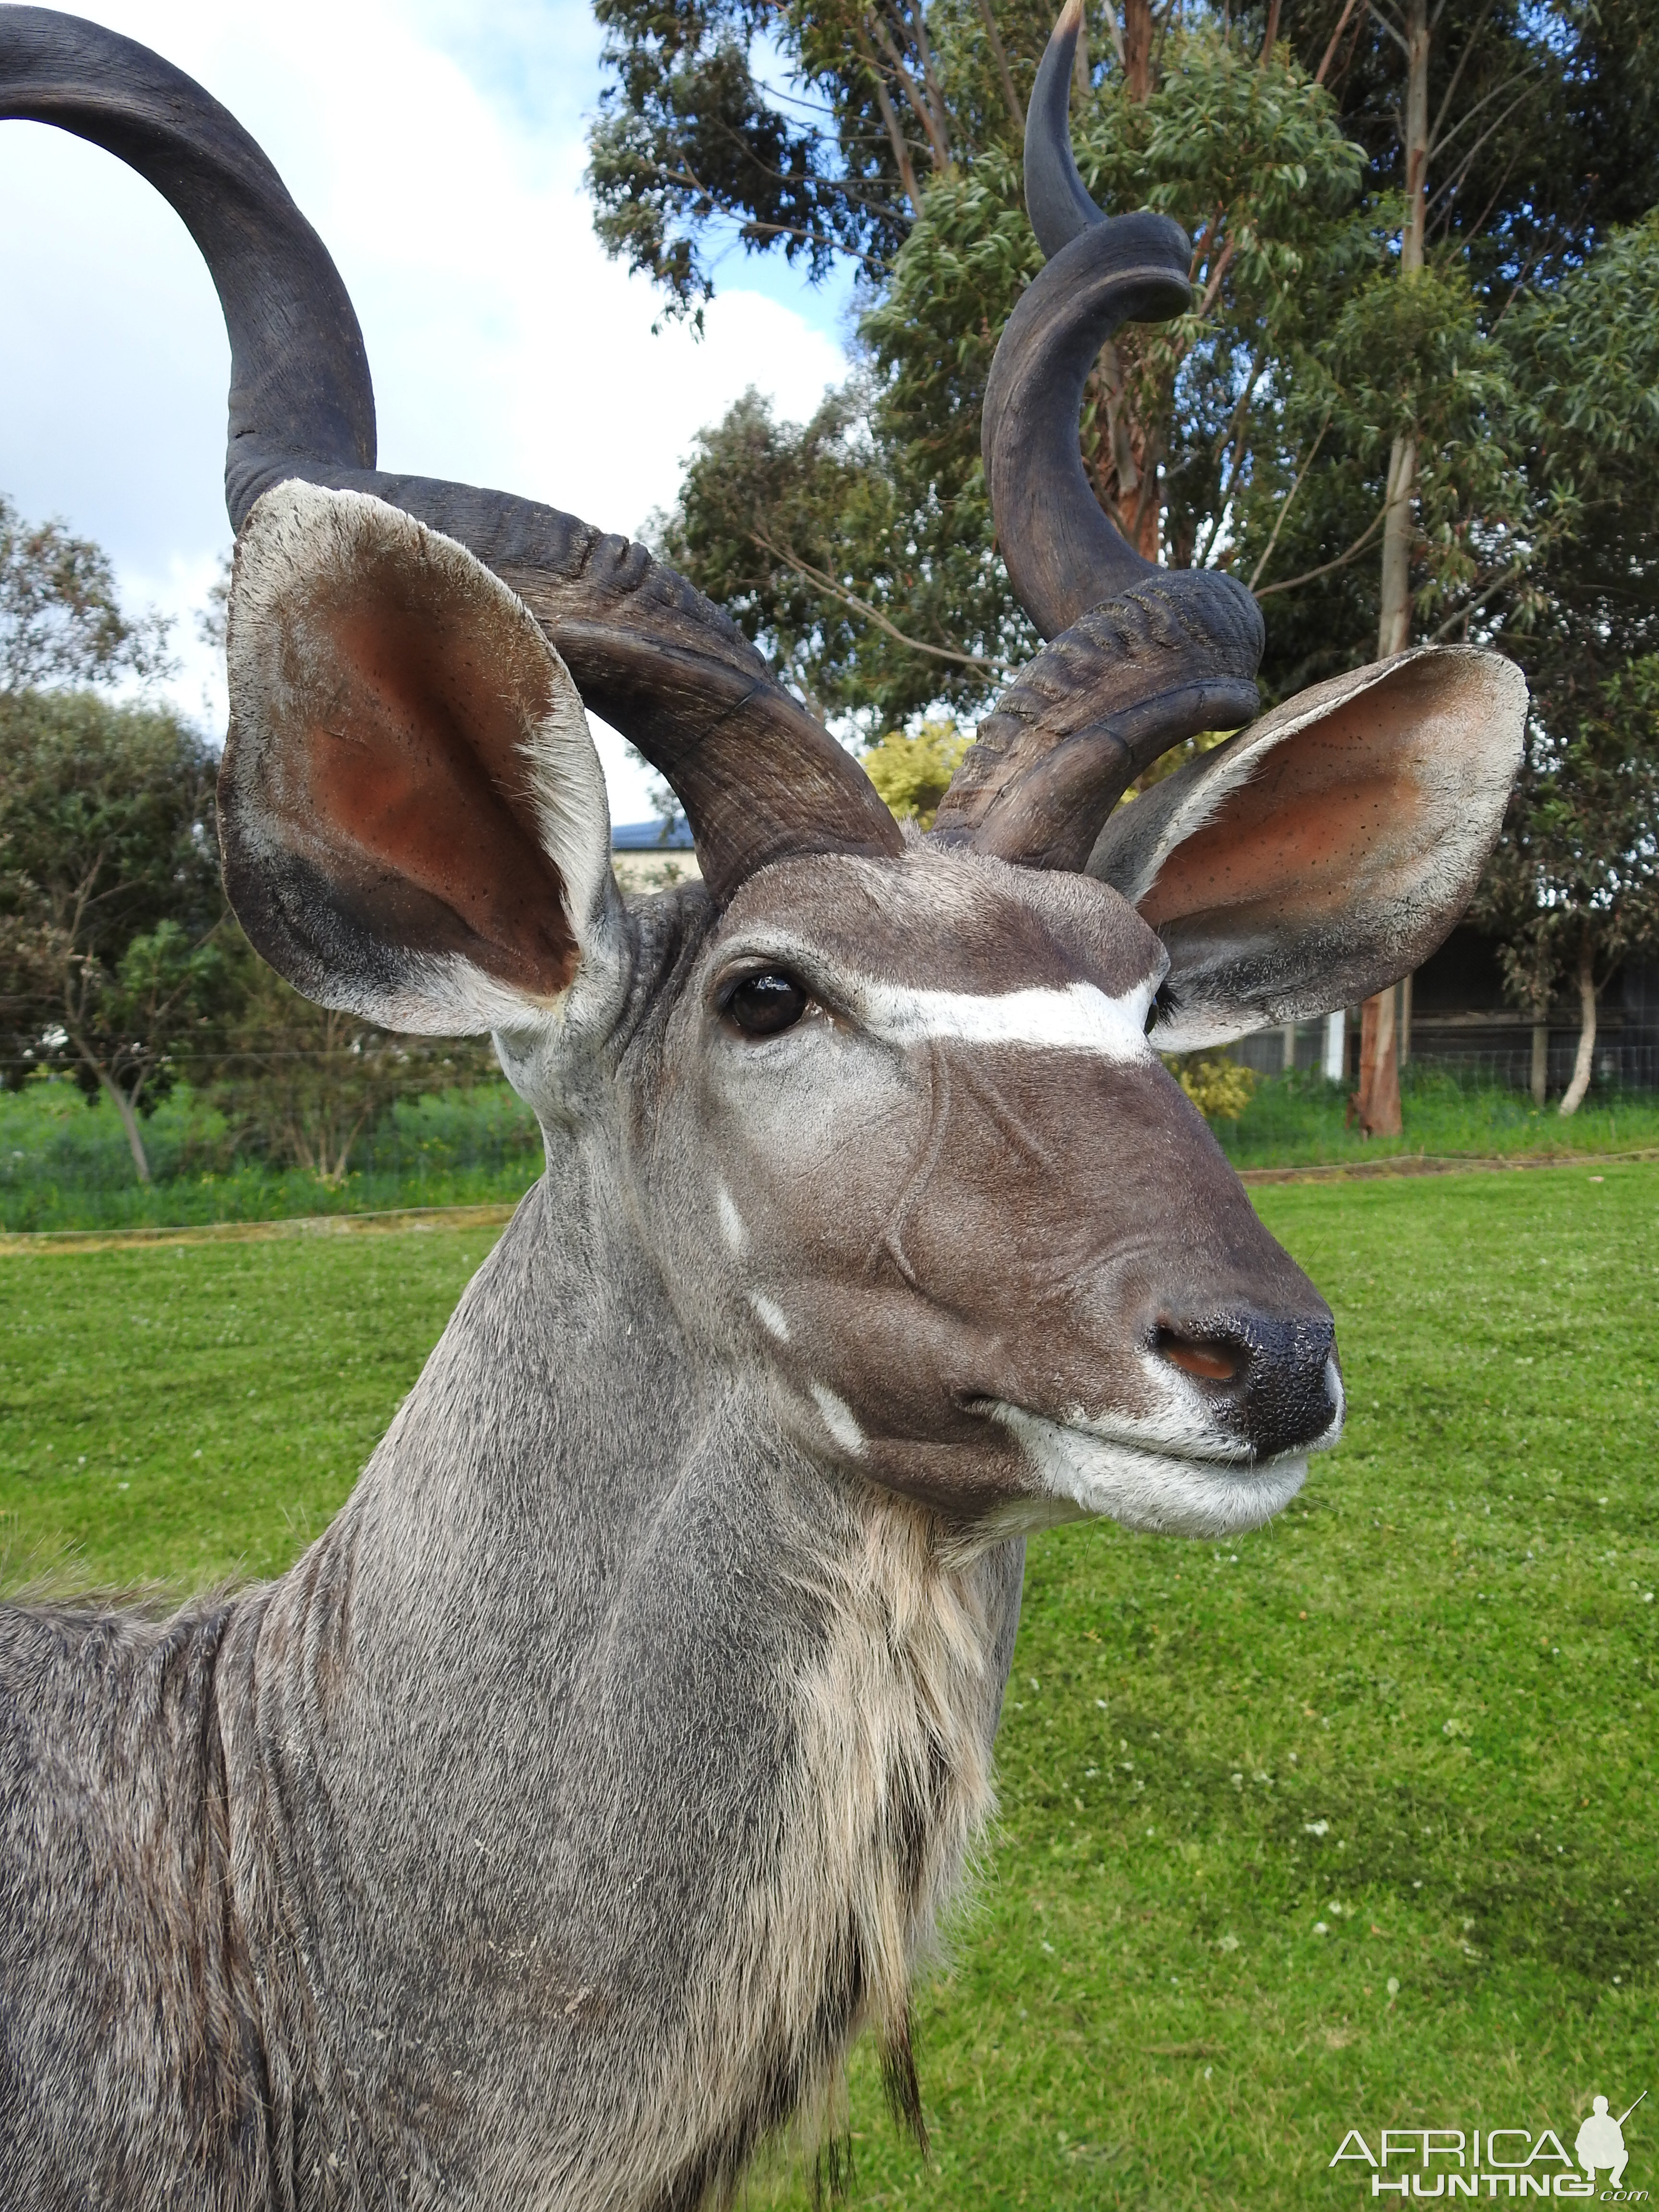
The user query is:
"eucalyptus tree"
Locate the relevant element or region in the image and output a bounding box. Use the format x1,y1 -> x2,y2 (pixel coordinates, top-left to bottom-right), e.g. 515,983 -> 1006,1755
0,685 -> 228,1180
0,497 -> 227,1182
1468,215 -> 1659,1111
643,10 -> 1370,729
1472,656 -> 1659,1115
0,492 -> 171,694
601,0 -> 1659,1135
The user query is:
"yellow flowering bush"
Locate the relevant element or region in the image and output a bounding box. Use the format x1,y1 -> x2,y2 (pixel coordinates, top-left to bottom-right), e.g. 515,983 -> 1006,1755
1164,1052 -> 1260,1123
861,717 -> 970,830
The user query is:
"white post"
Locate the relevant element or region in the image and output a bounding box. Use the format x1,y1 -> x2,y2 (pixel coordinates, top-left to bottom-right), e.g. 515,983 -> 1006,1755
1323,1008 -> 1346,1083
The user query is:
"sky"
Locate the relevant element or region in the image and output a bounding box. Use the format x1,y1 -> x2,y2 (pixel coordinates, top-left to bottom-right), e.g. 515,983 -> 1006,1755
0,0 -> 856,820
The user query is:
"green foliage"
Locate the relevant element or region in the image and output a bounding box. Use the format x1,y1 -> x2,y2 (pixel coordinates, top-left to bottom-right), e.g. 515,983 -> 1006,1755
1164,1051 -> 1260,1123
0,1077 -> 542,1234
1472,653 -> 1659,1017
860,717 -> 970,825
1455,216 -> 1659,1046
202,931 -> 499,1186
655,21 -> 1380,715
1213,1064 -> 1659,1167
1508,210 -> 1659,469
654,375 -> 1024,728
9,1063 -> 1658,1235
1491,209 -> 1659,695
0,687 -> 227,1156
634,1 -> 1659,1078
585,0 -> 914,322
583,0 -> 1065,320
0,493 -> 172,694
0,508 -> 509,1189
4,1171 -> 1654,2203
629,0 -> 1659,769
1291,0 -> 1659,306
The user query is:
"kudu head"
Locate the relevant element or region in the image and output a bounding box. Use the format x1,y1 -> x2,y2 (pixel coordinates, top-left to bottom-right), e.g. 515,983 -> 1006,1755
3,2 -> 1524,1541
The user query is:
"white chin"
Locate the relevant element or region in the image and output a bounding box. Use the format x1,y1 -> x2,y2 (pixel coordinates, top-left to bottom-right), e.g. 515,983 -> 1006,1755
993,1405 -> 1310,1538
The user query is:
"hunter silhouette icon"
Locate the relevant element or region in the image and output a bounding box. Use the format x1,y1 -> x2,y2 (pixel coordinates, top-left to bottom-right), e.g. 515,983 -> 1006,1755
1576,2090 -> 1645,2187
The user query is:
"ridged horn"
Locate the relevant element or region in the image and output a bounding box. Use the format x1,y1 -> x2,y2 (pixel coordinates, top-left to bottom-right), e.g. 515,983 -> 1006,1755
932,0 -> 1263,869
0,5 -> 902,903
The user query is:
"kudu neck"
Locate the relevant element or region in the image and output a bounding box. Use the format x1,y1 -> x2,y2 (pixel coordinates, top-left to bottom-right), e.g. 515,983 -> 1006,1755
209,1137 -> 1020,2210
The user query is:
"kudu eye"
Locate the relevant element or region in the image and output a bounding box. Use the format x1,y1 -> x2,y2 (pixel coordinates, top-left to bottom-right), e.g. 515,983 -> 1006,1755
724,971 -> 809,1036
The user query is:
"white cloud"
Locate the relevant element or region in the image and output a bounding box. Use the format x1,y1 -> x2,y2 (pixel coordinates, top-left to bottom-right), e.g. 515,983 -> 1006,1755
0,0 -> 848,819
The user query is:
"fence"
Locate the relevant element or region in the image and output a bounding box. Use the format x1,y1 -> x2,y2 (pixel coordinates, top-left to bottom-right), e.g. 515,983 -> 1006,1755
1232,1012 -> 1659,1097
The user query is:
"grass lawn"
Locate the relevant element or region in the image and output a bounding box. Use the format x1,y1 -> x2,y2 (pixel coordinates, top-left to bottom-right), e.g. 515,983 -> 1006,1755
0,1218 -> 506,1585
1,1166 -> 1655,2205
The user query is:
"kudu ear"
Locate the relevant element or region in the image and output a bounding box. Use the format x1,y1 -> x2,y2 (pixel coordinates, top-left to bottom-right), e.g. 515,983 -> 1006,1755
1087,648 -> 1527,1053
220,482 -> 613,1033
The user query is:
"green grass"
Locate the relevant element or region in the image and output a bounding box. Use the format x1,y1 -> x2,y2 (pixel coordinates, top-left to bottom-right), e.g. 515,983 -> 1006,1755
1,1167 -> 1655,2204
0,1222 -> 502,1584
1213,1064 -> 1659,1170
0,1078 -> 542,1233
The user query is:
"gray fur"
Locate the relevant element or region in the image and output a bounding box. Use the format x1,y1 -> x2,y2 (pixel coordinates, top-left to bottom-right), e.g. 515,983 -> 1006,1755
0,481 -> 1505,2211
0,895 -> 1022,2207
0,13 -> 1528,2197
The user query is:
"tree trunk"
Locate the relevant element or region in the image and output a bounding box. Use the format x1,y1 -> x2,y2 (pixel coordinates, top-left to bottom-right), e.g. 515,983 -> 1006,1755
1559,935 -> 1597,1117
1530,1021 -> 1549,1106
1377,433 -> 1418,660
1358,0 -> 1431,1136
1354,984 -> 1403,1137
99,1071 -> 152,1184
974,0 -> 1024,132
862,36 -> 924,215
1085,342 -> 1165,561
1377,0 -> 1430,658
1123,0 -> 1154,104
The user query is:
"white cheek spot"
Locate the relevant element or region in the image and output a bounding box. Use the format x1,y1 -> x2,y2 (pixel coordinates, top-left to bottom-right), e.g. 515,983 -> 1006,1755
716,1183 -> 749,1257
857,976 -> 1158,1060
748,1292 -> 791,1342
809,1382 -> 865,1457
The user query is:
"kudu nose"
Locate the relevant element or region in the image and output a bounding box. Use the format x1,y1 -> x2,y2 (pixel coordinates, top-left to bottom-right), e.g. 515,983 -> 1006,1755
1154,1309 -> 1339,1459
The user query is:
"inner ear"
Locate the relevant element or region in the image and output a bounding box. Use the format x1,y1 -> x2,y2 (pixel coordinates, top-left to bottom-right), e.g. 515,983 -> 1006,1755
1133,684 -> 1421,935
222,482 -> 610,1027
1089,648 -> 1527,1049
298,597 -> 575,986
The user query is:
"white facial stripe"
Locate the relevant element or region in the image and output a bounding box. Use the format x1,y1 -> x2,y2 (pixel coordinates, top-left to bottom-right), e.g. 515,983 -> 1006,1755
749,1292 -> 790,1342
810,1383 -> 865,1457
855,977 -> 1158,1061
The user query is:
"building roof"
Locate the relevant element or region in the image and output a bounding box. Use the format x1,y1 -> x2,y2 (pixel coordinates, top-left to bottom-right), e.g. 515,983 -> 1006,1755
611,816 -> 695,851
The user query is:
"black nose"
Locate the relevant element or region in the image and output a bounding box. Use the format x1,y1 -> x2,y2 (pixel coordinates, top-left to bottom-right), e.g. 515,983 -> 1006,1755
1153,1308 -> 1340,1458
